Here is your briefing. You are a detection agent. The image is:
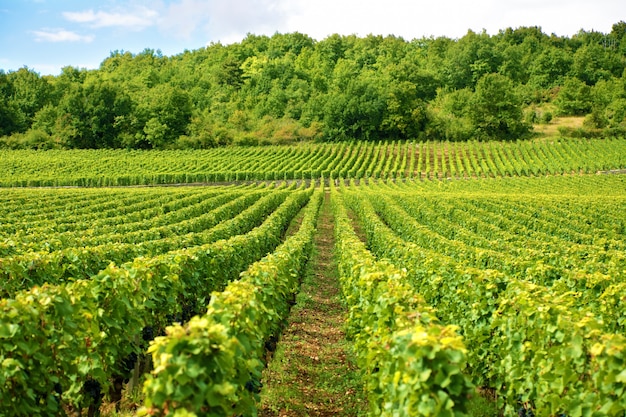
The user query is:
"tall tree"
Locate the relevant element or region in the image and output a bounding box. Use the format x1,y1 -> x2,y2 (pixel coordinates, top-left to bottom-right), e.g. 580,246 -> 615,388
54,82 -> 132,148
0,70 -> 24,136
6,67 -> 52,131
555,76 -> 593,115
469,73 -> 529,140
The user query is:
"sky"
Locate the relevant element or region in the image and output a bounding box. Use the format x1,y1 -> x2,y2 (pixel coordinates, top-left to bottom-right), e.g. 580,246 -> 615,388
1,0 -> 625,76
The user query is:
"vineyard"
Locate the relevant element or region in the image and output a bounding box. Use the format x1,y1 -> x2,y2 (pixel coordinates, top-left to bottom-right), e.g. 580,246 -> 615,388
0,139 -> 625,416
335,176 -> 626,416
1,138 -> 625,187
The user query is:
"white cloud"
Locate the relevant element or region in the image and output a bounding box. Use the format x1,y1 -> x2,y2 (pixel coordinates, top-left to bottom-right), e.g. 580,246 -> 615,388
283,0 -> 625,41
158,0 -> 212,39
32,29 -> 94,43
62,6 -> 158,30
34,0 -> 625,51
156,0 -> 291,42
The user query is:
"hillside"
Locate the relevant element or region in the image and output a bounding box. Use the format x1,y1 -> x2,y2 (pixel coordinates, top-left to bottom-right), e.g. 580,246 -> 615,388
2,24 -> 626,149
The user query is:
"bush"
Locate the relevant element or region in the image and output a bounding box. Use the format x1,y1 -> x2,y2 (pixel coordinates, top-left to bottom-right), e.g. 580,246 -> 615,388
583,109 -> 608,129
172,134 -> 216,149
0,129 -> 59,149
469,74 -> 530,141
555,77 -> 593,116
234,134 -> 259,146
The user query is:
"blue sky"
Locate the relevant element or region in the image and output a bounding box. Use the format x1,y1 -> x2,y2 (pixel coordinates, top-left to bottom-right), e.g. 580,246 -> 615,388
1,0 -> 625,76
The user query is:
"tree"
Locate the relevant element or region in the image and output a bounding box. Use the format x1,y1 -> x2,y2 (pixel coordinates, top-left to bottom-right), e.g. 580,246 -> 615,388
6,67 -> 52,131
427,88 -> 475,141
0,71 -> 24,136
54,82 -> 132,148
133,85 -> 193,148
572,43 -> 618,85
378,59 -> 434,138
323,65 -> 385,141
610,21 -> 626,53
605,98 -> 626,128
469,73 -> 529,140
555,76 -> 593,115
442,30 -> 502,90
216,57 -> 244,88
4,27 -> 626,148
267,32 -> 315,58
529,48 -> 572,89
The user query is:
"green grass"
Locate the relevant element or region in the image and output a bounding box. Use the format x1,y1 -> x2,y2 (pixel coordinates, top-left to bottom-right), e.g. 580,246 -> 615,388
467,390 -> 501,417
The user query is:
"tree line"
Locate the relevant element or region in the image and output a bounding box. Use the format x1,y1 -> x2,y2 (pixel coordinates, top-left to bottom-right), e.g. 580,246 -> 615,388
2,22 -> 626,149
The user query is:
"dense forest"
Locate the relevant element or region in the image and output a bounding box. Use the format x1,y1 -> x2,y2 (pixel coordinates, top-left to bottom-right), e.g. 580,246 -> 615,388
2,22 -> 626,149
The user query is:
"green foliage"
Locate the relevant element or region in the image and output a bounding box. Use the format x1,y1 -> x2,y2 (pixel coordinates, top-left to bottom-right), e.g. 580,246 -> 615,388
0,71 -> 26,136
428,89 -> 476,141
0,185 -> 313,415
540,110 -> 553,124
139,190 -> 322,416
555,77 -> 593,116
341,176 -> 626,416
54,81 -> 133,148
136,85 -> 193,148
331,186 -> 474,416
0,137 -> 625,186
3,26 -> 626,147
442,30 -> 501,90
572,43 -> 621,85
469,74 -> 530,140
0,144 -> 625,416
0,129 -> 57,149
528,47 -> 572,88
0,188 -> 292,297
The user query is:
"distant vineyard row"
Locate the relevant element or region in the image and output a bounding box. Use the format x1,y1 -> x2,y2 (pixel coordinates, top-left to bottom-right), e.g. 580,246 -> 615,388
1,138 -> 625,187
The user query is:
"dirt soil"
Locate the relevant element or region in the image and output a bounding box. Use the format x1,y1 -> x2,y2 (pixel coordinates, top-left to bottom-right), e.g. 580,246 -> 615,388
259,190 -> 366,417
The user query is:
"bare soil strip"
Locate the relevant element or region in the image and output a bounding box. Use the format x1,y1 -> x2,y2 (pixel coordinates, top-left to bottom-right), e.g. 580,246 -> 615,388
259,190 -> 367,417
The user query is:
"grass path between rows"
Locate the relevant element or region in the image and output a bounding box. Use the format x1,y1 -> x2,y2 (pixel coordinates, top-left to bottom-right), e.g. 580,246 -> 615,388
259,190 -> 367,417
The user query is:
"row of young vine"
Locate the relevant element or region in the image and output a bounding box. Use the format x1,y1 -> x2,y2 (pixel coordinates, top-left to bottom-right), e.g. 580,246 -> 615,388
330,184 -> 474,416
0,183 -> 318,415
338,176 -> 626,416
138,190 -> 323,416
1,155 -> 625,416
1,137 -> 624,186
